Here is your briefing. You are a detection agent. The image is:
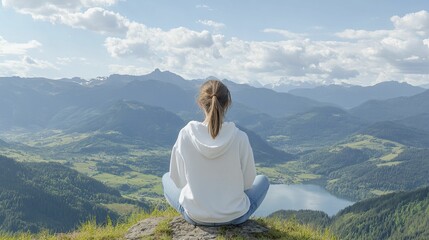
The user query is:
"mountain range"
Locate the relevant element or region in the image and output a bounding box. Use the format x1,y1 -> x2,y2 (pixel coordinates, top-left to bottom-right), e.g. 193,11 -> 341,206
1,69 -> 429,236
349,89 -> 429,123
289,81 -> 425,109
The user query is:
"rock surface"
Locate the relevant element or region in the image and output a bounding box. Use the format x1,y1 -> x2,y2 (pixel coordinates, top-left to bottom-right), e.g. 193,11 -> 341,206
126,216 -> 269,240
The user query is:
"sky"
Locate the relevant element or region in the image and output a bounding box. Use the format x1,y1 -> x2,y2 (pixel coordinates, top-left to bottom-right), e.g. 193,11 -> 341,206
0,0 -> 428,86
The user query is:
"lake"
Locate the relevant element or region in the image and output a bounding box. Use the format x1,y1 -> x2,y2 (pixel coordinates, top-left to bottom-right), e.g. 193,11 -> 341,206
253,184 -> 354,217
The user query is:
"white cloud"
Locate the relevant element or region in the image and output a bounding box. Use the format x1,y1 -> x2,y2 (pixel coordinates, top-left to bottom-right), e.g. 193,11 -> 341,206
1,0 -> 118,11
196,4 -> 213,11
56,56 -> 88,65
63,7 -> 129,34
335,29 -> 390,39
198,20 -> 225,30
333,10 -> 429,81
0,55 -> 57,77
1,0 -> 126,34
108,64 -> 153,75
391,10 -> 429,33
105,22 -> 215,59
328,66 -> 359,80
3,0 -> 429,86
0,35 -> 57,77
0,36 -> 41,55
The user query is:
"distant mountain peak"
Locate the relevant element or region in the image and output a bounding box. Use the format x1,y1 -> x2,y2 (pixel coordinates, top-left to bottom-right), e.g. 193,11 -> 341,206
205,75 -> 220,80
147,68 -> 186,81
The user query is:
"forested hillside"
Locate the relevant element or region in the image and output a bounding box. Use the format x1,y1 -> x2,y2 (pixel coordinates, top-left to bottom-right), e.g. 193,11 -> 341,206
331,186 -> 429,240
301,135 -> 429,200
270,186 -> 429,240
0,156 -> 148,233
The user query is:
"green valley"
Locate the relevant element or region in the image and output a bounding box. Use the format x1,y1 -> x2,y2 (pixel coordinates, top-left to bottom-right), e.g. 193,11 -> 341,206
0,156 -> 149,233
1,71 -> 429,239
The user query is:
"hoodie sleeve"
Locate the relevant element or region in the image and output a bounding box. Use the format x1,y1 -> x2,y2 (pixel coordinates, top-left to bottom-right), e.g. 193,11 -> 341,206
169,134 -> 187,189
240,132 -> 257,190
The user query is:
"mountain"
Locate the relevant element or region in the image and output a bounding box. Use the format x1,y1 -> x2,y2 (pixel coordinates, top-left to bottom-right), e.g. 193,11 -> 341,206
102,69 -> 195,90
238,126 -> 295,166
0,71 -> 329,131
419,83 -> 429,89
0,77 -> 82,130
331,186 -> 429,240
349,89 -> 429,122
70,100 -> 185,146
396,113 -> 429,132
223,80 -> 329,118
359,121 -> 429,148
249,106 -> 367,149
397,112 -> 429,132
289,81 -> 425,109
264,81 -> 322,92
0,156 -> 148,233
0,139 -> 8,147
301,134 -> 429,200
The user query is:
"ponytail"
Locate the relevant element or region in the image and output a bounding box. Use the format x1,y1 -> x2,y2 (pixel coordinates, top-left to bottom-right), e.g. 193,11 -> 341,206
198,80 -> 231,139
208,95 -> 222,138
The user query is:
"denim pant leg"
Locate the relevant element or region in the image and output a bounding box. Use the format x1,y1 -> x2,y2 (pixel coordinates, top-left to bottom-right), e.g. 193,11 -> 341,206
162,173 -> 181,211
161,173 -> 199,225
227,175 -> 270,225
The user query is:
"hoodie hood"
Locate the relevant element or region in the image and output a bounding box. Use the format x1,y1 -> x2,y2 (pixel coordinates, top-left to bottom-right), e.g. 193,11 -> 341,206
186,121 -> 238,159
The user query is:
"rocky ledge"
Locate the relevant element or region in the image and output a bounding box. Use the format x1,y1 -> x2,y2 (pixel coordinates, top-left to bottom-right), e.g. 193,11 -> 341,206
125,216 -> 269,239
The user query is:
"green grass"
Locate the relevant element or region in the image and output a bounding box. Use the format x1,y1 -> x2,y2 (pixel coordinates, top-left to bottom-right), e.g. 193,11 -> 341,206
376,161 -> 403,167
370,189 -> 395,196
0,148 -> 50,163
0,209 -> 337,240
334,134 -> 404,153
259,161 -> 322,185
103,203 -> 141,216
379,147 -> 403,161
333,134 -> 406,167
297,173 -> 321,180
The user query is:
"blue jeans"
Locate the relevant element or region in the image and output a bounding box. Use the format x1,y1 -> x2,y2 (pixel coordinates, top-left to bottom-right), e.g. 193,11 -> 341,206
162,173 -> 270,226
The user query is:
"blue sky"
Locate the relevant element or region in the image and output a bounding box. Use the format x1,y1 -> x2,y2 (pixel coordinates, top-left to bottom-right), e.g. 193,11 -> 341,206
1,0 -> 428,86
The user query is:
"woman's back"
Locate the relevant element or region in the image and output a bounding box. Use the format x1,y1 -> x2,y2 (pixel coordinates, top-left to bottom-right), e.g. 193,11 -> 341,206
162,79 -> 269,226
170,121 -> 256,223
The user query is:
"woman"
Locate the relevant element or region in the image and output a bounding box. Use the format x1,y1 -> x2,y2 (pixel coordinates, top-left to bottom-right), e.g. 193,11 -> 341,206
162,79 -> 269,226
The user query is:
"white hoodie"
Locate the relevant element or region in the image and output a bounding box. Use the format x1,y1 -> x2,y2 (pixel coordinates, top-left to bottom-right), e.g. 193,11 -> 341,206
169,121 -> 256,223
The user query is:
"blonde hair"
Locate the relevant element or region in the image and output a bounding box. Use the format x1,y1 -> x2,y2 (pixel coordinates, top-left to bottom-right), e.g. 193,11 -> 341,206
198,80 -> 232,139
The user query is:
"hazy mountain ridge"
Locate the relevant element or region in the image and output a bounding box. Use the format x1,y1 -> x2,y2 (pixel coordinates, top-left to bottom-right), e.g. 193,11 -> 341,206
225,79 -> 329,117
289,81 -> 425,109
69,100 -> 185,146
359,121 -> 429,148
248,106 -> 368,150
349,89 -> 429,123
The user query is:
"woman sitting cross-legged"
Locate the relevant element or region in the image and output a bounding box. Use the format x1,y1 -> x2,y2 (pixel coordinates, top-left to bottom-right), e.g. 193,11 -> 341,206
162,79 -> 270,226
